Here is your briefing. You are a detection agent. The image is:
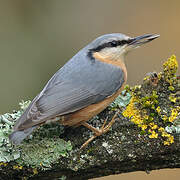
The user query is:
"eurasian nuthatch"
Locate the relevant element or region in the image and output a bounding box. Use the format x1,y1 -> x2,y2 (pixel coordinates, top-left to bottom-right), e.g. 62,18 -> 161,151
9,33 -> 159,148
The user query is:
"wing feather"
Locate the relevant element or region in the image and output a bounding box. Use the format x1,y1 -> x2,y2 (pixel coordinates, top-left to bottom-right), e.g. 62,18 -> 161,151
14,57 -> 125,130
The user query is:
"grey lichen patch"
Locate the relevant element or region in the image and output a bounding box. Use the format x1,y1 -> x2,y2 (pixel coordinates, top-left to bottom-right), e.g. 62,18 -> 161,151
59,175 -> 67,180
16,138 -> 72,169
0,100 -> 72,170
110,90 -> 131,109
165,125 -> 180,134
0,115 -> 17,162
102,142 -> 113,154
0,100 -> 29,162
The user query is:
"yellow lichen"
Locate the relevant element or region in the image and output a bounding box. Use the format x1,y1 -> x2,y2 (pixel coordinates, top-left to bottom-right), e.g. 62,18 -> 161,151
139,124 -> 148,130
163,55 -> 178,76
33,168 -> 38,175
161,115 -> 168,121
158,127 -> 165,132
123,55 -> 179,146
169,94 -> 177,103
123,96 -> 159,139
168,108 -> 179,122
156,106 -> 161,114
163,55 -> 178,90
149,132 -> 158,138
168,86 -> 175,91
13,165 -> 23,170
157,72 -> 162,80
0,162 -> 7,166
143,76 -> 149,81
122,97 -> 144,126
161,130 -> 174,145
123,91 -> 177,145
149,122 -> 158,130
148,129 -> 158,138
168,136 -> 174,144
158,127 -> 174,145
22,177 -> 28,180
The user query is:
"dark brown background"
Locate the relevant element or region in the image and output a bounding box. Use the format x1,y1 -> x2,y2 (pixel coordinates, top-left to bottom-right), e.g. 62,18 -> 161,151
0,1 -> 179,179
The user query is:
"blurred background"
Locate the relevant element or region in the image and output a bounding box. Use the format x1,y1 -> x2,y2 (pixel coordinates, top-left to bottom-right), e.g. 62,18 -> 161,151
0,0 -> 179,179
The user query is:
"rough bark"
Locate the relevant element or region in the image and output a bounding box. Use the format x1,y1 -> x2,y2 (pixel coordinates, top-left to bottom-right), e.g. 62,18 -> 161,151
1,114 -> 180,180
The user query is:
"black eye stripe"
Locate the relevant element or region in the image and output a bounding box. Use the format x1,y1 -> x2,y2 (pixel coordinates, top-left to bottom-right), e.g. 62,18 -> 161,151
90,39 -> 133,52
109,40 -> 117,47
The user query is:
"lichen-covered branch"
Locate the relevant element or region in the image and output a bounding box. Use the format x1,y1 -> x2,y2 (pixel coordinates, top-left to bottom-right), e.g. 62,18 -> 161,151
0,55 -> 179,180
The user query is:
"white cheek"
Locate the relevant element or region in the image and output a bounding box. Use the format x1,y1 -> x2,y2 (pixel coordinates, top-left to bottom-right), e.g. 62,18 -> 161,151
100,46 -> 126,58
110,46 -> 127,59
116,46 -> 126,54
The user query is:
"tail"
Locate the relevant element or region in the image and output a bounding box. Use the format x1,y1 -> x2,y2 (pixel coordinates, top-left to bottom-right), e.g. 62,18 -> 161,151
9,126 -> 37,145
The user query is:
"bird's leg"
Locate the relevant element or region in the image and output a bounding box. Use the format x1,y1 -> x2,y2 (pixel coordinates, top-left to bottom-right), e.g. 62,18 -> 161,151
79,117 -> 108,149
80,112 -> 118,150
80,135 -> 97,150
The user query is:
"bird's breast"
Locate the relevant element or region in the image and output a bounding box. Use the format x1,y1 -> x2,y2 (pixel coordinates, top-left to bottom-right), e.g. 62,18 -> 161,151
92,52 -> 127,82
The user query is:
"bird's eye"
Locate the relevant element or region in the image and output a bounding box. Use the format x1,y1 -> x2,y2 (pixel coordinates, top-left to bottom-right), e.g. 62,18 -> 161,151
110,40 -> 118,47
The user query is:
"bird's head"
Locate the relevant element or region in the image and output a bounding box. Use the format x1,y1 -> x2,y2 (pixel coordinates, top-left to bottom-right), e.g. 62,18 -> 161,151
88,33 -> 160,61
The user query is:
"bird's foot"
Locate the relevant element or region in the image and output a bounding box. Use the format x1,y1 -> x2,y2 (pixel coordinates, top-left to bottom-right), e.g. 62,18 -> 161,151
80,112 -> 118,150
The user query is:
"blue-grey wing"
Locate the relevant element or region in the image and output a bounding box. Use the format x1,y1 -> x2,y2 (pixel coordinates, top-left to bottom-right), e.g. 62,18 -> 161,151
14,58 -> 125,130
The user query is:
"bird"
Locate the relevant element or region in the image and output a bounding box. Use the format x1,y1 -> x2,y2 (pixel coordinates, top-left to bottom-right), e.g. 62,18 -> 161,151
9,33 -> 159,149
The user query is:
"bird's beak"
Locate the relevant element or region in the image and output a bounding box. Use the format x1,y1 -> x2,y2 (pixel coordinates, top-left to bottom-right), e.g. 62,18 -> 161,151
129,34 -> 160,47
